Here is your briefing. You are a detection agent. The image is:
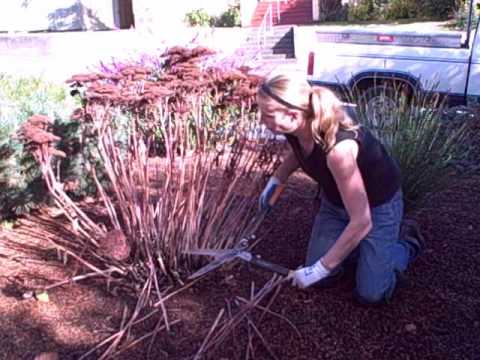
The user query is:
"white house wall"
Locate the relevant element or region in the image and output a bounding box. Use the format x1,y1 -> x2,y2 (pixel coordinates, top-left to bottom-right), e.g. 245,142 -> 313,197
132,0 -> 234,32
0,0 -> 235,33
0,0 -> 115,32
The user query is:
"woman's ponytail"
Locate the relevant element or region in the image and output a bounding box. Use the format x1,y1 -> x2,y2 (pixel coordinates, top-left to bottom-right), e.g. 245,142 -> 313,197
309,87 -> 339,152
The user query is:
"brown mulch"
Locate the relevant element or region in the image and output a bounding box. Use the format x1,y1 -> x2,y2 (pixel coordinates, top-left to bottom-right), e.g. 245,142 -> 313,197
1,171 -> 479,360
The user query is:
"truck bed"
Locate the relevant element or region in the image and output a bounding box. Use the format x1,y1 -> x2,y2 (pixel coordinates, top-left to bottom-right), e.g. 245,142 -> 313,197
314,27 -> 465,48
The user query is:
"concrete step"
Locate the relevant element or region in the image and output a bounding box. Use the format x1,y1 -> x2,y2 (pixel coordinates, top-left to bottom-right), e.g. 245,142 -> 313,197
241,24 -> 295,60
243,47 -> 295,58
243,36 -> 293,47
242,50 -> 295,59
257,54 -> 290,60
242,45 -> 294,53
242,47 -> 295,56
246,32 -> 293,41
244,27 -> 293,42
243,46 -> 294,55
241,43 -> 294,52
244,24 -> 293,34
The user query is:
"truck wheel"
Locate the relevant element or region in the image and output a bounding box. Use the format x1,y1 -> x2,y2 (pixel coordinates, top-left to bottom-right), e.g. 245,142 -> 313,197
358,85 -> 406,128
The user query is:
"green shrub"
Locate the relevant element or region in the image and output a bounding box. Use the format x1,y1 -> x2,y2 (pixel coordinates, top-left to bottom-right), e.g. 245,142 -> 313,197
348,0 -> 380,21
319,0 -> 348,21
184,8 -> 215,27
215,4 -> 241,27
452,0 -> 479,30
0,75 -> 78,219
352,84 -> 469,210
348,0 -> 462,21
385,0 -> 418,19
418,0 -> 459,19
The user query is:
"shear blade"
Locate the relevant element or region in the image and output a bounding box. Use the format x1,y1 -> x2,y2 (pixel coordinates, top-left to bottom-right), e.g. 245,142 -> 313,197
187,250 -> 239,279
184,248 -> 233,257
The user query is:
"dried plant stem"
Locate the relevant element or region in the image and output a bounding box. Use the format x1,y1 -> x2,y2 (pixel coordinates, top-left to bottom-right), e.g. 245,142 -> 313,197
41,269 -> 119,291
195,275 -> 286,358
109,319 -> 181,360
236,296 -> 300,338
194,309 -> 226,360
246,316 -> 279,360
19,53 -> 285,357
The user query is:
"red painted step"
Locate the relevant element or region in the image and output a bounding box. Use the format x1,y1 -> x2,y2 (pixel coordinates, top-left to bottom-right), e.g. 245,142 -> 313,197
250,0 -> 313,26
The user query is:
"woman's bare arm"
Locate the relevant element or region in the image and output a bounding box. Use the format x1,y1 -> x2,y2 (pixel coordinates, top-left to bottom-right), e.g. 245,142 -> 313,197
273,149 -> 300,183
320,139 -> 372,270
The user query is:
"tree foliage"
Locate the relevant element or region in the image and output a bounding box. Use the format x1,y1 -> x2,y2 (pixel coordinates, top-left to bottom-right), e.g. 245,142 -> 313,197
347,0 -> 462,20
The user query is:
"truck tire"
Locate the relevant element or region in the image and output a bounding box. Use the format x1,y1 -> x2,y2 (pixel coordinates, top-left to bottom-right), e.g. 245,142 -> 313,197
358,85 -> 400,128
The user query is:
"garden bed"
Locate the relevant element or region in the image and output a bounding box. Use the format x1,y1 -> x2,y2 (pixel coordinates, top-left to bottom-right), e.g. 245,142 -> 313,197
1,168 -> 479,359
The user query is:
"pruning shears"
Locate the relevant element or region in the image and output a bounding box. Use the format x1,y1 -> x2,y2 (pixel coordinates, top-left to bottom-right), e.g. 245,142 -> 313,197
185,184 -> 292,280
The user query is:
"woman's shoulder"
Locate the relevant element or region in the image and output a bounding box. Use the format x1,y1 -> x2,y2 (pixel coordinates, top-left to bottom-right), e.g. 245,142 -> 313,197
336,126 -> 361,142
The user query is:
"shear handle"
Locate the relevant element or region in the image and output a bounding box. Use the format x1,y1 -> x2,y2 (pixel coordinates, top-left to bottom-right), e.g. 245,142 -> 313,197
268,183 -> 286,207
249,255 -> 291,276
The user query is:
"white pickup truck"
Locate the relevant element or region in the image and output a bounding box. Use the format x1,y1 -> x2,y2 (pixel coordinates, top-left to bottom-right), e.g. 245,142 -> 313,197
295,3 -> 480,108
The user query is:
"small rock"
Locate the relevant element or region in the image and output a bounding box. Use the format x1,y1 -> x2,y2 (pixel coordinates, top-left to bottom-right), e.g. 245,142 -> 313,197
84,196 -> 96,204
468,225 -> 473,230
405,323 -> 417,333
22,291 -> 34,300
474,321 -> 479,328
223,275 -> 236,285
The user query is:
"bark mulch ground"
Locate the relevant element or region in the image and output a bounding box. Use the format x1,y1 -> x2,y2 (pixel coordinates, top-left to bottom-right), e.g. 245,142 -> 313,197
0,169 -> 479,360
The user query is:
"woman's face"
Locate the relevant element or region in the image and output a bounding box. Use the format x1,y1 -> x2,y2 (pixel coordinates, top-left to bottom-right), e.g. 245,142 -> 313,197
259,100 -> 303,134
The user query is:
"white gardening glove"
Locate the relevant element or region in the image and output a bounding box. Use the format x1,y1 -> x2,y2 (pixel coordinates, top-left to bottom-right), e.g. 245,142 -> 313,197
258,176 -> 282,212
292,259 -> 331,289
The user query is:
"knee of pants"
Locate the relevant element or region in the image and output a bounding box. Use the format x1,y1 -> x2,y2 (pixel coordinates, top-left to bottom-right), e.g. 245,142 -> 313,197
354,285 -> 389,305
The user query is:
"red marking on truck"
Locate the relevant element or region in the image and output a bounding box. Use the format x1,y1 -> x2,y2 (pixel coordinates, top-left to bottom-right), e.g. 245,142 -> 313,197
377,35 -> 394,42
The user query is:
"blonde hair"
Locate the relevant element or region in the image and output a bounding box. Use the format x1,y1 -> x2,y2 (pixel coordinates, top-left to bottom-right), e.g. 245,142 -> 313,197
257,74 -> 358,151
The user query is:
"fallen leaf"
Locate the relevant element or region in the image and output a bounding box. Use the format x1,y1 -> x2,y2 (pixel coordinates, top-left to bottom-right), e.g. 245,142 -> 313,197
35,291 -> 50,303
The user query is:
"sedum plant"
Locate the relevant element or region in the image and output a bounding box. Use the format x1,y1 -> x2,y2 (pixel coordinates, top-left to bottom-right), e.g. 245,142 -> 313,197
19,47 -> 285,358
0,75 -> 78,219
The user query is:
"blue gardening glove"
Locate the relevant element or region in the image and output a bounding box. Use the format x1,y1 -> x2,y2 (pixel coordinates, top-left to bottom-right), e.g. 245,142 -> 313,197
292,259 -> 331,289
259,176 -> 282,212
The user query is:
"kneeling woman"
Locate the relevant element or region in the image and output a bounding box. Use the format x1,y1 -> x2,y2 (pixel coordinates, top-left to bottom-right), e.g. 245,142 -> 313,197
257,74 -> 421,304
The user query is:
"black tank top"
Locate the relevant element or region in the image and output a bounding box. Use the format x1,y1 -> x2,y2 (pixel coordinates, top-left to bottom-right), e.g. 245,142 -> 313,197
285,126 -> 401,208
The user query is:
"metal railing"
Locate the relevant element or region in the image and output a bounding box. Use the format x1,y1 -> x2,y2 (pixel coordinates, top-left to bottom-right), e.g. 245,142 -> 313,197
255,0 -> 288,57
276,0 -> 281,23
256,3 -> 274,51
